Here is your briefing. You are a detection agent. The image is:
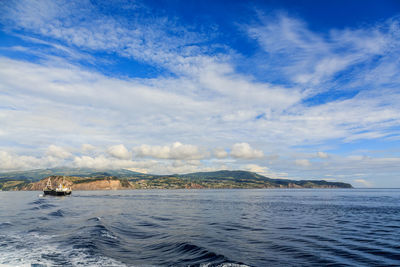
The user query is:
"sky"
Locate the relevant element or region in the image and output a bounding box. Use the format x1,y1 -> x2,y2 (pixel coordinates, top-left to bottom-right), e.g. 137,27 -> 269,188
0,0 -> 400,187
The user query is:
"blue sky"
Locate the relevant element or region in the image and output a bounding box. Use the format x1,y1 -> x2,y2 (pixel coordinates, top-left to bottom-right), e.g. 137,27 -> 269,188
0,0 -> 400,187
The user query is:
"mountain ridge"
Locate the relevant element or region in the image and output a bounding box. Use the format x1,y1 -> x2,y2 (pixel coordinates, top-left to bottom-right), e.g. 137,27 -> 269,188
0,168 -> 352,190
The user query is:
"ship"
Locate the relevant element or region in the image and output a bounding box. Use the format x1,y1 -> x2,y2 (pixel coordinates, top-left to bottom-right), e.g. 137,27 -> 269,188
43,177 -> 72,196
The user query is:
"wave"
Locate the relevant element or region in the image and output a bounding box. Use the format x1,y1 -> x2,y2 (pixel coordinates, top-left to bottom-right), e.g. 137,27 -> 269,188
0,222 -> 12,229
29,203 -> 57,211
144,241 -> 231,266
48,209 -> 65,217
110,223 -> 161,239
28,199 -> 47,205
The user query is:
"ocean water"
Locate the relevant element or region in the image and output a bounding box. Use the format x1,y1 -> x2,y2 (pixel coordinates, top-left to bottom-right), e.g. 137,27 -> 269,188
0,189 -> 400,266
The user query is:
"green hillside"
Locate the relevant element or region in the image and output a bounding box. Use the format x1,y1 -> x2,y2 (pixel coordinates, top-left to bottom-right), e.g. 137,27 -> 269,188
0,168 -> 352,190
0,168 -> 145,181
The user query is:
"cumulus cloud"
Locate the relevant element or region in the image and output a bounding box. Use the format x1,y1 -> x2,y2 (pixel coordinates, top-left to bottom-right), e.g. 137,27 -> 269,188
230,143 -> 264,159
294,159 -> 311,167
135,142 -> 207,160
71,154 -> 218,174
107,144 -> 131,160
46,145 -> 72,159
73,155 -> 109,169
0,151 -> 64,171
73,155 -> 125,169
0,151 -> 40,171
72,155 -> 160,170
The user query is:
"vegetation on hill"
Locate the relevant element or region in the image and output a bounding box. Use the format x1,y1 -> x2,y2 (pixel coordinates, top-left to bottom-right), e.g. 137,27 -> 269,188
0,168 -> 352,190
0,168 -> 145,182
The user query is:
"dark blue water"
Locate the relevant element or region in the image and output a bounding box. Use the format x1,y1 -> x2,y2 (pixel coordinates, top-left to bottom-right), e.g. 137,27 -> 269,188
1,189 -> 400,266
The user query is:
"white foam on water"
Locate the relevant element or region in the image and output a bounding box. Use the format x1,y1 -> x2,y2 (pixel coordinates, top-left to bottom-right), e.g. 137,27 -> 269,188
101,229 -> 118,240
0,232 -> 126,267
0,233 -> 52,266
0,264 -> 30,267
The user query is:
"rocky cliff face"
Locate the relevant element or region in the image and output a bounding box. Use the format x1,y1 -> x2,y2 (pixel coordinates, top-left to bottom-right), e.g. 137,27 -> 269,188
72,180 -> 124,190
21,176 -> 130,191
23,176 -> 73,190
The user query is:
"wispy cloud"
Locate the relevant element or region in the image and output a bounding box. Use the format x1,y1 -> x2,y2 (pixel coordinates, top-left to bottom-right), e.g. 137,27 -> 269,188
1,0 -> 215,74
247,13 -> 399,93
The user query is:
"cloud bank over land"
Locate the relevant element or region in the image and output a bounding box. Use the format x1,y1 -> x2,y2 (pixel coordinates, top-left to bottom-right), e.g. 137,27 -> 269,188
107,145 -> 131,160
0,0 -> 399,187
46,145 -> 72,159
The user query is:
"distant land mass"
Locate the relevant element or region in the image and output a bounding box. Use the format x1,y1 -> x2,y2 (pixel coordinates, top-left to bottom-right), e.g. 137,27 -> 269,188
0,168 -> 352,190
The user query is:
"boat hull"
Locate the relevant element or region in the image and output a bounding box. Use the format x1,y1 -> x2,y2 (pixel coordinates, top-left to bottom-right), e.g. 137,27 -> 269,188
43,190 -> 72,196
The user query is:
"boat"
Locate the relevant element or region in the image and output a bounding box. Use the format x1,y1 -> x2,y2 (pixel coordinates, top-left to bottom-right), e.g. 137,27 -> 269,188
43,177 -> 72,196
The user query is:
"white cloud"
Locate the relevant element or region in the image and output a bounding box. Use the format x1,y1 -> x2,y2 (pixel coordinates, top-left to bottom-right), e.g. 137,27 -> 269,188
72,154 -> 218,174
244,164 -> 269,175
0,150 -> 63,171
135,142 -> 207,160
107,144 -> 131,160
72,154 -> 160,170
244,164 -> 289,178
0,23 -> 398,153
73,155 -> 133,169
230,143 -> 264,159
247,13 -> 397,92
46,145 -> 72,159
135,144 -> 170,159
0,151 -> 40,171
0,0 -> 211,75
294,159 -> 311,167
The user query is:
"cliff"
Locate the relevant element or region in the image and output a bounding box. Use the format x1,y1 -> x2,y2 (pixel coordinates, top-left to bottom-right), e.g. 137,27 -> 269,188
19,176 -> 131,191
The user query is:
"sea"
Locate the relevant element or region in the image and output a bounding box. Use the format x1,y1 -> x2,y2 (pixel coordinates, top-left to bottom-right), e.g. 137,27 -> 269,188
0,189 -> 400,266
